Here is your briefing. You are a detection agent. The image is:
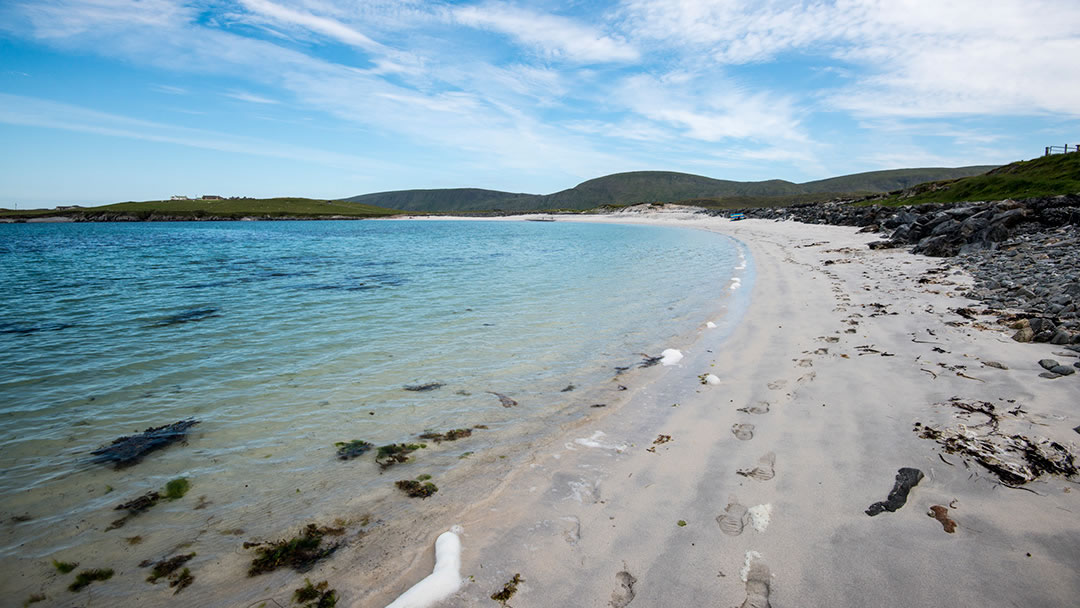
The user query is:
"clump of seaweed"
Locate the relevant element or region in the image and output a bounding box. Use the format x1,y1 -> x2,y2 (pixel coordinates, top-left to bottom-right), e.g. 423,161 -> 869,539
52,559 -> 78,574
170,568 -> 193,593
491,573 -> 523,606
163,477 -> 190,500
91,419 -> 199,468
294,578 -> 337,607
395,479 -> 438,498
335,440 -> 373,460
23,593 -> 46,606
68,568 -> 114,592
417,429 -> 472,443
144,552 -> 195,584
404,382 -> 444,392
247,524 -> 340,576
375,443 -> 426,470
107,491 -> 161,530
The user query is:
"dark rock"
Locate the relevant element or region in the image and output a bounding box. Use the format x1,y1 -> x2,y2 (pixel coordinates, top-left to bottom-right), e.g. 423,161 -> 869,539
1050,365 -> 1075,376
1039,371 -> 1062,379
1039,359 -> 1061,370
866,467 -> 923,516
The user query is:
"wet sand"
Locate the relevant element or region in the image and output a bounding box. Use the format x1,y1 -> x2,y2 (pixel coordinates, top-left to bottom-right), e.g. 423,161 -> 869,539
358,209 -> 1080,607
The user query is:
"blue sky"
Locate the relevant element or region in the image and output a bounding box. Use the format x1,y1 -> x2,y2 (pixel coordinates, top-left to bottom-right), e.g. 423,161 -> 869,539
1,0 -> 1078,207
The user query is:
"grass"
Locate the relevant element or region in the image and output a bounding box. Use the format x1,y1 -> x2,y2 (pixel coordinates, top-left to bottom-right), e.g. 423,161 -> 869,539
876,153 -> 1080,205
0,197 -> 402,220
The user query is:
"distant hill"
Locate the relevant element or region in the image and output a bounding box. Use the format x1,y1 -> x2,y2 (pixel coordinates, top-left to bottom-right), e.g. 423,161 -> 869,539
0,197 -> 402,220
340,166 -> 998,212
881,154 -> 1080,204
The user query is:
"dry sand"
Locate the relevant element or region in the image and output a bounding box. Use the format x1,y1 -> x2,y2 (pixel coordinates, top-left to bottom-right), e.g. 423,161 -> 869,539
355,209 -> 1080,607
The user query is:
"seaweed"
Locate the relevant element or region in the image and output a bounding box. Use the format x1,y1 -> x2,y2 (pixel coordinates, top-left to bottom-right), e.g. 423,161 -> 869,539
163,477 -> 190,500
107,491 -> 161,530
23,593 -> 46,606
677,520 -> 687,527
375,443 -> 426,470
52,559 -> 78,574
169,568 -> 194,593
247,524 -> 340,576
638,353 -> 663,368
335,440 -> 373,460
293,579 -> 337,607
91,419 -> 200,468
144,552 -> 195,583
68,568 -> 114,592
417,429 -> 472,443
487,392 -> 517,408
395,479 -> 439,498
491,573 -> 523,606
404,382 -> 444,392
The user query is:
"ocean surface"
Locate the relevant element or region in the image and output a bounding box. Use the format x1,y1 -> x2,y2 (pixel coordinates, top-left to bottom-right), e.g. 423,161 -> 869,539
0,218 -> 748,600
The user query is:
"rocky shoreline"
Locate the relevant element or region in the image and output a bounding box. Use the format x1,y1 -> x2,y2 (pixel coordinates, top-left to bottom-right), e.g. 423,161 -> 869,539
712,194 -> 1080,356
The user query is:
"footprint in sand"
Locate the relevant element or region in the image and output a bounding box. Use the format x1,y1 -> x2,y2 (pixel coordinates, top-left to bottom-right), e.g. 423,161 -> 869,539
796,358 -> 813,368
796,371 -> 816,384
717,496 -> 749,536
766,380 -> 786,390
609,569 -> 637,608
737,452 -> 776,481
731,424 -> 755,441
740,552 -> 772,608
736,402 -> 770,415
561,516 -> 581,545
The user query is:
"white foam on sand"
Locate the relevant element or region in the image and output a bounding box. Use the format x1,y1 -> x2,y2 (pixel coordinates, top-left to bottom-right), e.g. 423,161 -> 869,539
730,277 -> 742,290
574,431 -> 627,451
706,321 -> 717,328
660,348 -> 683,365
748,504 -> 773,532
384,526 -> 464,608
741,550 -> 764,582
704,373 -> 721,385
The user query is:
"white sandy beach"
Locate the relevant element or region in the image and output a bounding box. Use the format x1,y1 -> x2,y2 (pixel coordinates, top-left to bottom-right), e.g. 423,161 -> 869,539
350,209 -> 1080,607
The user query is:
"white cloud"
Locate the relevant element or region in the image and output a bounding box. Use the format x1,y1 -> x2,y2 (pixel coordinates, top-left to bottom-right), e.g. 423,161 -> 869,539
238,0 -> 386,51
224,90 -> 281,105
0,92 -> 379,170
454,2 -> 639,63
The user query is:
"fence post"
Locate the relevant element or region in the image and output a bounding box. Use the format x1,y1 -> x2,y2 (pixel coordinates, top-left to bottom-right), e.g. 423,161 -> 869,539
1045,146 -> 1050,156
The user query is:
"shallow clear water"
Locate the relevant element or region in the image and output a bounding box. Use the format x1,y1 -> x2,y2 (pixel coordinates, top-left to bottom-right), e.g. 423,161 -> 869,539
0,218 -> 745,587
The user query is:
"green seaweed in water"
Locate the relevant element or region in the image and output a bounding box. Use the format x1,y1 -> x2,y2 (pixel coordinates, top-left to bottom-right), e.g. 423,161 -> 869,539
169,568 -> 193,594
395,479 -> 438,498
375,443 -> 426,469
491,573 -> 523,606
417,429 -> 472,443
335,440 -> 373,460
144,552 -> 195,584
293,578 -> 337,607
163,477 -> 190,500
68,568 -> 114,592
247,524 -> 340,576
52,559 -> 78,574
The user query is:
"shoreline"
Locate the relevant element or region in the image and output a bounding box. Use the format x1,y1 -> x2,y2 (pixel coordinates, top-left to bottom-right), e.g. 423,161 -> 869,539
358,210 -> 1079,607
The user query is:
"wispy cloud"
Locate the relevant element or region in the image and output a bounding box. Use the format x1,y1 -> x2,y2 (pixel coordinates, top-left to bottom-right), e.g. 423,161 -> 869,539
0,92 -> 378,170
454,2 -> 639,63
152,84 -> 187,95
224,90 -> 281,105
237,0 -> 387,52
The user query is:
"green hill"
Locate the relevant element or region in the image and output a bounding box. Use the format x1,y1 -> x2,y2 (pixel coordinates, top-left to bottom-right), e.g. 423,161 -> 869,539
880,154 -> 1080,205
340,166 -> 998,212
0,197 -> 402,219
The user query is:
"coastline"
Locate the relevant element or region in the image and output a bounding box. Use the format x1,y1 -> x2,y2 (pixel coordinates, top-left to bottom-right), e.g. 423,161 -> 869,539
357,210 -> 1079,607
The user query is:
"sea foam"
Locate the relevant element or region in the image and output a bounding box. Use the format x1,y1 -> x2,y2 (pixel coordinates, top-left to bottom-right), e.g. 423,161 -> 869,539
660,348 -> 683,365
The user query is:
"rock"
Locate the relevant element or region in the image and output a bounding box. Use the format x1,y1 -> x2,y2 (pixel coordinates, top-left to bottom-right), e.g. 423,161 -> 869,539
1012,327 -> 1035,342
1050,365 -> 1076,376
1051,330 -> 1073,345
1039,372 -> 1062,379
1039,359 -> 1061,370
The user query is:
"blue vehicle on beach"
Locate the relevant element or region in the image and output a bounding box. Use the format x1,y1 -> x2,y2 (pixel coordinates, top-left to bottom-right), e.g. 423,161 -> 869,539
730,213 -> 746,221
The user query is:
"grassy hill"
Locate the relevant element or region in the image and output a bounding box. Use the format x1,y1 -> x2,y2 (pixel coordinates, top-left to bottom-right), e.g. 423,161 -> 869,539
0,197 -> 402,219
340,166 -> 998,212
881,154 -> 1080,205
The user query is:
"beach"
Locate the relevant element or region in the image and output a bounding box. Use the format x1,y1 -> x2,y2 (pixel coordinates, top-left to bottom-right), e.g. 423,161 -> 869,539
358,209 -> 1080,607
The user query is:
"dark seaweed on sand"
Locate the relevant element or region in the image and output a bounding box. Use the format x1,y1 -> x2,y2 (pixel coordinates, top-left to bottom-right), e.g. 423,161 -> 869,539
375,443 -> 425,470
68,568 -> 114,592
395,479 -> 438,498
335,440 -> 373,460
91,419 -> 199,468
417,429 -> 472,443
294,579 -> 338,608
491,573 -> 523,605
143,552 -> 195,584
246,524 -> 340,576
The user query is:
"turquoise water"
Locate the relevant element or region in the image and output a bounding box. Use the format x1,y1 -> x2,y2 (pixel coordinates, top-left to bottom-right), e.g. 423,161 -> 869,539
0,218 -> 746,599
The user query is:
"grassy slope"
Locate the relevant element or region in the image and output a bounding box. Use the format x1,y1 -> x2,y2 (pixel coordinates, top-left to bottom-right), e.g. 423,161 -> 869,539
880,154 -> 1080,205
339,166 -> 1001,212
0,198 -> 401,219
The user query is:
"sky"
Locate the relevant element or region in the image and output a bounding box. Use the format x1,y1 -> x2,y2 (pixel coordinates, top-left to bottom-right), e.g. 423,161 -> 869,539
1,0 -> 1078,207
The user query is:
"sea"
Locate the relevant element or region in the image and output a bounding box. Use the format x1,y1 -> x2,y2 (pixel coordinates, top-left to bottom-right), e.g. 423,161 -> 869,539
0,218 -> 749,602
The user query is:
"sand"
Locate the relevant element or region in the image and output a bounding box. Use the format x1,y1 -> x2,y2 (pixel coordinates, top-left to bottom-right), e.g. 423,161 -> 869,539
357,209 -> 1080,607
